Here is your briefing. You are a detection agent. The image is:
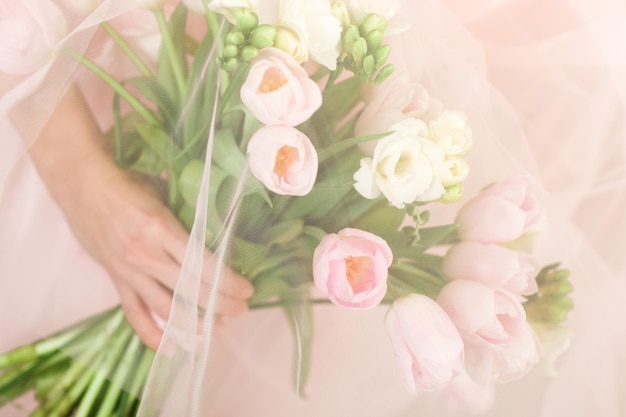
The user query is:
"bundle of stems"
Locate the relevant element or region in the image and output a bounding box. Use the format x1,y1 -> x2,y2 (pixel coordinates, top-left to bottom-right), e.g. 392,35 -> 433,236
0,307 -> 153,417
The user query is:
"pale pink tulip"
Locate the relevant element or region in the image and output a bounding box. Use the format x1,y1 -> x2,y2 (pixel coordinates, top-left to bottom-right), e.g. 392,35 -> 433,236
313,228 -> 392,309
385,294 -> 464,392
247,125 -> 318,196
456,177 -> 545,243
0,0 -> 66,75
442,242 -> 539,296
437,280 -> 539,384
240,47 -> 322,126
355,71 -> 441,155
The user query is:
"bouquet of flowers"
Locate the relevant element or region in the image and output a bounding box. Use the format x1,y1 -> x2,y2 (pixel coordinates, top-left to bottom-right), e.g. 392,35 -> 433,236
0,0 -> 574,415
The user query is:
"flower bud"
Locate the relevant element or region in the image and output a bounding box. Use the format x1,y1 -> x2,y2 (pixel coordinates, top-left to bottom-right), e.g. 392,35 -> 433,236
236,9 -> 258,34
222,57 -> 238,71
342,25 -> 360,52
372,44 -> 391,66
240,45 -> 259,62
439,184 -> 464,203
525,297 -> 574,324
365,29 -> 383,50
363,55 -> 375,78
352,37 -> 368,64
274,26 -> 307,63
331,0 -> 351,28
226,30 -> 245,46
373,63 -> 394,84
359,13 -> 387,36
223,44 -> 239,59
250,24 -> 276,49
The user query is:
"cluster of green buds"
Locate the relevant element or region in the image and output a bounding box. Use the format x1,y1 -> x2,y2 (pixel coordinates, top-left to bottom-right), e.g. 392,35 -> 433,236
525,263 -> 574,325
221,10 -> 276,71
340,13 -> 394,84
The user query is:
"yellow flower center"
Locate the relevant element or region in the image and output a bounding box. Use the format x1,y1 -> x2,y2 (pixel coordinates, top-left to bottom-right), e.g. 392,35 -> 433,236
345,256 -> 371,290
259,68 -> 288,93
274,145 -> 298,178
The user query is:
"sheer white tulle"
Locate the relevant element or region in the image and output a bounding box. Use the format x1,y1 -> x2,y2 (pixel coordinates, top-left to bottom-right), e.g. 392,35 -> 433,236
1,0 -> 626,416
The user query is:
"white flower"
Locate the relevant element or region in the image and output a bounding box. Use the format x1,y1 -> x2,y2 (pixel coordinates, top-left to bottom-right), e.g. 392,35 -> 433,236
346,0 -> 399,22
208,0 -> 258,20
353,118 -> 446,208
258,0 -> 342,70
428,110 -> 473,156
439,156 -> 469,187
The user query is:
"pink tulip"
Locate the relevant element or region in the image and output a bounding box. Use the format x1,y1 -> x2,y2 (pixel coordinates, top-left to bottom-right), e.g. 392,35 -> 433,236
437,280 -> 539,383
240,47 -> 322,126
385,294 -> 464,392
456,177 -> 545,243
247,125 -> 318,196
313,228 -> 392,309
442,242 -> 539,297
0,0 -> 66,75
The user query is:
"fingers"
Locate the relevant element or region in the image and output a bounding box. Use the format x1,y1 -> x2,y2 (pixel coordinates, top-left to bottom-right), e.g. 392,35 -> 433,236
116,281 -> 163,350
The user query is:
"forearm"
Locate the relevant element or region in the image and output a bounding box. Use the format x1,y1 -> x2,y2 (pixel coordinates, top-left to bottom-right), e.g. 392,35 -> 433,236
29,86 -> 118,212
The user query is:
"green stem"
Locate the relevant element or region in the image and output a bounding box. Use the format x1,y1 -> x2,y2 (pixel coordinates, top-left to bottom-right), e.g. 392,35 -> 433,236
325,65 -> 344,90
318,132 -> 390,162
119,347 -> 155,417
64,49 -> 159,125
94,333 -> 143,417
101,22 -> 153,77
74,323 -> 133,417
249,298 -> 333,310
154,8 -> 187,95
217,63 -> 250,116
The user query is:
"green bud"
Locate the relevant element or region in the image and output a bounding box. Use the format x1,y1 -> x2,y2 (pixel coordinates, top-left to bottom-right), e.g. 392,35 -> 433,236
373,63 -> 395,84
240,45 -> 259,62
365,29 -> 383,50
237,10 -> 259,34
363,55 -> 375,78
351,37 -> 368,64
538,280 -> 574,298
373,44 -> 391,65
342,25 -> 360,52
226,31 -> 245,46
222,44 -> 239,59
359,13 -> 387,36
250,24 -> 276,49
439,184 -> 464,203
222,57 -> 238,72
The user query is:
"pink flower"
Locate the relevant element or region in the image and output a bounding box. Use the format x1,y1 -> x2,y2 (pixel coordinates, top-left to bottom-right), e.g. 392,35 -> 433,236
247,125 -> 318,196
437,280 -> 539,384
313,228 -> 392,309
385,294 -> 464,392
240,47 -> 322,126
456,177 -> 545,243
355,71 -> 441,155
0,0 -> 66,75
442,242 -> 539,297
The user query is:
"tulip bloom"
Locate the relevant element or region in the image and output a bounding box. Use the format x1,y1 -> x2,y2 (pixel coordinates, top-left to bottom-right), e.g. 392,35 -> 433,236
442,242 -> 539,296
437,280 -> 539,383
385,294 -> 465,392
456,177 -> 545,243
247,125 -> 318,196
313,228 -> 392,309
240,47 -> 322,126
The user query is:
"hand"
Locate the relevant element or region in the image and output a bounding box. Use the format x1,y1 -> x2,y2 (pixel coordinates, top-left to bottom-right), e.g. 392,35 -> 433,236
30,87 -> 254,349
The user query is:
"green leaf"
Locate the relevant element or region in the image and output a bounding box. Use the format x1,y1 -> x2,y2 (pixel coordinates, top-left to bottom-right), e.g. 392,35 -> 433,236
417,224 -> 459,249
212,129 -> 247,177
265,219 -> 304,246
128,77 -> 177,129
349,198 -> 405,236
